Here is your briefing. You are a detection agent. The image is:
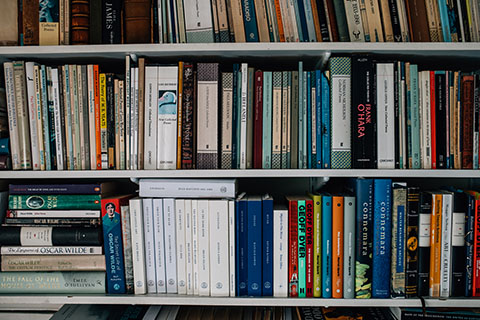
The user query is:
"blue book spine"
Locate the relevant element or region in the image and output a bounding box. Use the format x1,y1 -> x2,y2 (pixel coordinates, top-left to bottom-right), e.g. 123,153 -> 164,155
321,72 -> 330,168
262,196 -> 273,296
263,72 -> 273,169
0,137 -> 9,155
241,0 -> 259,42
321,195 -> 332,297
236,195 -> 248,296
306,72 -> 312,169
295,0 -> 309,42
372,179 -> 392,298
232,64 -> 239,169
247,196 -> 262,296
315,70 -> 322,168
410,64 -> 420,169
437,0 -> 452,41
102,206 -> 126,294
303,0 -> 317,41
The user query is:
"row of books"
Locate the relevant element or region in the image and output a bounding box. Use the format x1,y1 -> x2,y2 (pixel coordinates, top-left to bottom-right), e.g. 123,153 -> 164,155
4,55 -> 480,171
4,0 -> 480,46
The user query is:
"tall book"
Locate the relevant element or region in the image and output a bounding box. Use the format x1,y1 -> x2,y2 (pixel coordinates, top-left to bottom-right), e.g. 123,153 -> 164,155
262,71 -> 273,169
273,204 -> 288,297
354,179 -> 373,299
343,195 -> 355,299
129,198 -> 147,294
153,198 -> 166,293
322,194 -> 332,298
331,195 -> 343,298
101,0 -> 122,43
142,198 -> 156,293
209,200 -> 229,296
39,0 -> 60,45
184,0 -> 214,42
221,72 -> 233,169
405,187 -> 420,298
329,57 -> 351,169
308,193 -> 322,298
429,193 -> 442,298
235,193 -> 248,296
439,192 -> 453,298
297,199 -> 307,298
247,196 -> 262,296
418,191 -> 432,296
286,195 -> 299,297
124,0 -> 151,43
262,195 -> 274,296
450,190 -> 467,297
196,63 -> 219,169
343,0 -> 365,41
377,63 -> 395,168
71,0 -> 90,44
144,66 -> 158,169
181,62 -> 195,169
391,183 -> 407,297
163,198 -> 178,294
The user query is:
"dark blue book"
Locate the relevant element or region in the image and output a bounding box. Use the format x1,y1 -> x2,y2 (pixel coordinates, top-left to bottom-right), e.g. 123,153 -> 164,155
315,70 -> 322,168
321,72 -> 330,168
296,0 -> 309,42
354,178 -> 374,299
306,71 -> 312,169
372,179 -> 392,298
247,195 -> 262,296
262,195 -> 273,296
0,138 -> 9,155
321,194 -> 332,297
8,183 -> 114,195
232,64 -> 239,169
235,193 -> 248,296
241,0 -> 259,42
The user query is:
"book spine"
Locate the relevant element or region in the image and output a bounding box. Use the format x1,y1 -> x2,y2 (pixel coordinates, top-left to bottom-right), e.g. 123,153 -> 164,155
209,200 -> 229,296
309,194 -> 321,298
451,192 -> 467,297
321,71 -> 330,168
410,65 -> 421,168
406,187 -> 420,298
228,200 -> 236,297
181,63 -> 195,169
71,0 -> 89,44
129,198 -> 147,294
139,179 -> 236,199
9,195 -> 101,210
52,68 -> 64,170
93,65 -> 101,170
25,62 -> 40,170
197,200 -> 210,296
391,184 -> 407,297
144,66 -> 158,169
329,57 -> 351,169
4,217 -> 100,226
281,71 -> 289,168
7,210 -> 100,219
102,0 -> 121,43
163,198 -> 178,294
462,75 -> 474,169
377,63 -> 395,168
185,200 -> 193,295
262,71 -> 273,169
262,196 -> 273,296
288,198 -> 298,297
297,200 -> 307,298
184,0 -> 214,42
142,199 -> 156,294
3,63 -> 20,170
332,0 -> 350,41
1,246 -> 102,255
39,0 -> 59,45
8,183 -> 105,194
1,255 -> 105,272
13,62 -> 32,170
175,199 -> 187,295
343,0 -> 365,41
388,0 -> 402,41
153,198 -> 166,293
429,193 -> 442,298
247,197 -> 262,296
321,195 -> 332,297
440,193 -> 453,298
435,72 -> 447,169
236,196 -> 247,296
343,196 -> 355,299
315,70 -> 322,168
99,73 -> 107,169
271,71 -> 282,169
418,192 -> 432,296
274,206 -> 288,297
305,199 -> 314,297
473,199 -> 480,296
106,74 -> 115,169
120,205 -> 134,294
221,72 -> 233,169
0,226 -> 102,246
331,196 -> 343,298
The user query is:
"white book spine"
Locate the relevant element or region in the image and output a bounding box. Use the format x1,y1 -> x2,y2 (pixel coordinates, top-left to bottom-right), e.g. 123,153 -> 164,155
440,193 -> 453,298
273,207 -> 288,297
139,178 -> 236,199
133,68 -> 139,170
129,198 -> 147,294
76,65 -> 86,170
331,62 -> 351,168
376,63 -> 395,168
192,199 -> 199,295
87,65 -> 96,170
153,198 -> 167,293
209,200 -> 229,297
399,63 -> 407,168
221,72 -> 233,168
25,62 -> 40,170
175,199 -> 187,294
163,198 -> 177,293
0,246 -> 103,255
343,0 -> 365,41
185,199 -> 194,295
129,67 -> 136,170
228,200 -> 236,297
157,66 -> 178,170
144,66 -> 158,170
125,57 -> 131,169
142,198 -> 157,293
157,1 -> 164,43
197,199 -> 210,296
183,0 -> 214,41
422,71 -> 432,168
239,63 -> 248,169
51,68 -> 64,171
3,63 -> 20,170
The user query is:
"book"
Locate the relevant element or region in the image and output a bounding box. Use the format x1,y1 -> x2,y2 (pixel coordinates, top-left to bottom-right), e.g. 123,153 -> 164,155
286,195 -> 299,297
139,179 -> 236,198
405,187 -> 420,298
235,193 -> 248,296
1,255 -> 105,272
120,205 -> 134,294
418,192 -> 432,297
143,66 -> 158,170
163,198 -> 178,294
377,63 -> 395,168
124,0 -> 151,43
342,195 -> 355,299
331,195 -> 343,298
321,194 -> 332,298
9,195 -> 100,210
8,183 -> 114,195
184,0 -> 214,42
39,0 -> 60,45
129,198 -> 147,294
298,199 -> 307,298
0,246 -> 102,255
209,200 -> 229,296
142,198 -> 156,294
273,204 -> 288,297
6,210 -> 100,219
262,195 -> 273,296
247,195 -> 262,296
0,226 -> 102,246
153,198 -> 166,293
102,0 -> 121,43
429,193 -> 443,298
391,183 -> 407,297
175,199 -> 187,295
228,200 -> 236,297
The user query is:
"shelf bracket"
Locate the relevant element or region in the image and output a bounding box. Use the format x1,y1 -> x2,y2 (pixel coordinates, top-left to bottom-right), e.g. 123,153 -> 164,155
130,177 -> 140,185
129,53 -> 138,64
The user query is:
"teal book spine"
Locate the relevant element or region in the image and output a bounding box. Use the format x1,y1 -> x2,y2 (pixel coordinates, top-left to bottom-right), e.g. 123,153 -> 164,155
298,62 -> 304,169
302,71 -> 308,169
286,72 -> 292,168
9,195 -> 101,210
410,64 -> 421,169
329,57 -> 352,169
241,0 -> 259,41
321,195 -> 332,297
302,0 -> 317,41
292,0 -> 305,41
0,271 -> 105,293
40,65 -> 51,170
263,72 -> 273,169
306,72 -> 312,169
437,0 -> 452,41
297,200 -> 307,298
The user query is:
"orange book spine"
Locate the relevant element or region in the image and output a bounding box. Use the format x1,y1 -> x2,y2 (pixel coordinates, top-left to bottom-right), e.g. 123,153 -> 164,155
177,62 -> 184,169
332,195 -> 344,298
429,193 -> 442,297
273,0 -> 286,42
93,65 -> 102,170
310,0 -> 322,42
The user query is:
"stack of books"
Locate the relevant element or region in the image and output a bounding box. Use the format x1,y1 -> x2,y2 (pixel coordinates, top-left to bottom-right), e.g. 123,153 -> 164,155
0,183 -> 111,293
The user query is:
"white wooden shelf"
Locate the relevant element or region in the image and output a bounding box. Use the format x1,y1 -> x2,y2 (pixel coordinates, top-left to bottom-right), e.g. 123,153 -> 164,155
0,43 -> 479,61
0,169 -> 479,179
0,295 -> 476,308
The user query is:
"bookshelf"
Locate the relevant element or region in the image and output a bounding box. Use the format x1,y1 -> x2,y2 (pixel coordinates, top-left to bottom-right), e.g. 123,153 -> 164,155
1,42 -> 480,310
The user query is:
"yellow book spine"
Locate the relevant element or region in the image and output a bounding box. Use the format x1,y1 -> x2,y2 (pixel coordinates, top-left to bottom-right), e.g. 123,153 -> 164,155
99,73 -> 107,170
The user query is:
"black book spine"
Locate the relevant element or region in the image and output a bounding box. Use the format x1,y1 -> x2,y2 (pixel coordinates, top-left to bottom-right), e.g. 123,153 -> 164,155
0,227 -> 102,245
315,0 -> 330,41
394,62 -> 400,168
351,57 -> 375,168
102,0 -> 122,44
106,74 -> 115,169
459,0 -> 471,42
4,217 -> 101,226
451,191 -> 467,297
47,72 -> 57,170
417,192 -> 432,296
90,0 -> 102,44
181,63 -> 195,169
435,73 -> 447,169
57,69 -> 68,168
465,194 -> 475,297
388,0 -> 402,42
152,0 -> 159,43
406,187 -> 419,298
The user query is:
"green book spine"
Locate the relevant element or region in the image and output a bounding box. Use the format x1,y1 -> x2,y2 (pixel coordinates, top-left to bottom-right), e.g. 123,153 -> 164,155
410,64 -> 421,169
298,62 -> 304,169
298,200 -> 307,298
262,72 -> 273,169
0,271 -> 105,293
9,195 -> 101,210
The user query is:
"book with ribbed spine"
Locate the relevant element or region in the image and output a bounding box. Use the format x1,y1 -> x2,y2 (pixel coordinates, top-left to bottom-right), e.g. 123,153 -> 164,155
0,271 -> 105,293
71,0 -> 89,44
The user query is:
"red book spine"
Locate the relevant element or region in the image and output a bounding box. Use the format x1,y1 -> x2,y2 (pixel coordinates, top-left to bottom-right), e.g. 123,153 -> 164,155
288,199 -> 298,297
474,199 -> 480,296
462,75 -> 475,169
94,65 -> 102,170
305,199 -> 314,297
430,71 -> 437,169
253,70 -> 263,169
